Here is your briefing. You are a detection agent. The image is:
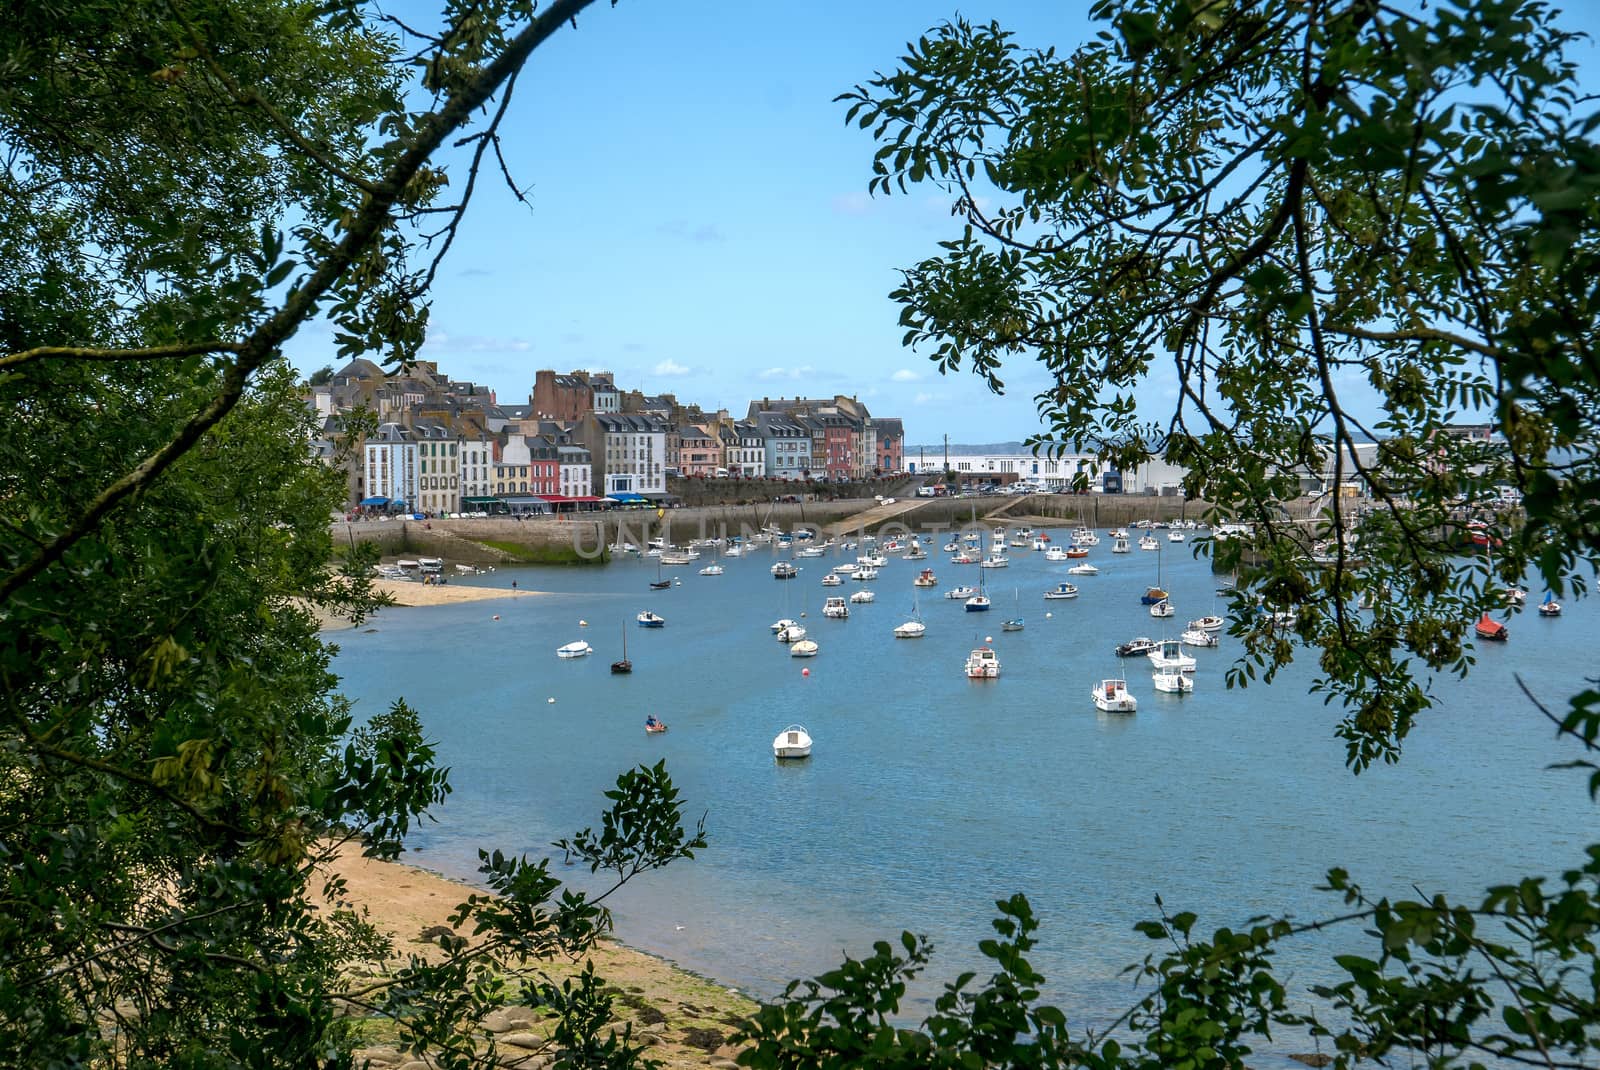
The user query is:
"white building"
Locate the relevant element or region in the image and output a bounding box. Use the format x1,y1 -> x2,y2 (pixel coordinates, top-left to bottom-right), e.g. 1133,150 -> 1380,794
589,413 -> 668,496
558,444 -> 593,497
459,434 -> 495,503
731,420 -> 765,477
363,424 -> 417,510
411,423 -> 459,516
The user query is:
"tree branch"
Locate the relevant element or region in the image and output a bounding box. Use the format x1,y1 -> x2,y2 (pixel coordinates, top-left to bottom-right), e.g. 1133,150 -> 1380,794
0,341 -> 243,372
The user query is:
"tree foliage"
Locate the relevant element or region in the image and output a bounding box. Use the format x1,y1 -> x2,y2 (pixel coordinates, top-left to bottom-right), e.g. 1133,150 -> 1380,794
0,1 -> 707,1067
728,0 -> 1600,1066
840,0 -> 1600,767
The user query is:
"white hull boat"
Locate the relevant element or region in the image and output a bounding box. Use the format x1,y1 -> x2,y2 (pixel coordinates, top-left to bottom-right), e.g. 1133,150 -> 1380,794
964,645 -> 1000,678
1111,538 -> 1130,554
849,589 -> 874,604
894,618 -> 925,638
698,564 -> 724,576
773,724 -> 813,758
789,639 -> 818,658
1043,547 -> 1070,561
820,573 -> 843,586
822,596 -> 849,618
1150,599 -> 1174,618
771,618 -> 797,633
1152,670 -> 1194,694
1044,582 -> 1078,600
1148,639 -> 1196,673
1067,563 -> 1099,576
1093,677 -> 1137,713
1181,628 -> 1218,648
777,624 -> 807,643
556,641 -> 593,659
947,585 -> 978,599
853,567 -> 879,581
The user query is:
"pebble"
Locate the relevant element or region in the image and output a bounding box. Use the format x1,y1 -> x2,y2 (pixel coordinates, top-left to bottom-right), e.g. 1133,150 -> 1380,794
500,1032 -> 545,1050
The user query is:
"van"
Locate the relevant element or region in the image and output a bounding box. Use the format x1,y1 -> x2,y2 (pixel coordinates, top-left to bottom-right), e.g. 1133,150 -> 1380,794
714,467 -> 729,478
916,485 -> 937,497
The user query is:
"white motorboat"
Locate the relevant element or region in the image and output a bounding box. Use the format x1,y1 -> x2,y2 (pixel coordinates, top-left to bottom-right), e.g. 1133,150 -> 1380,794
771,562 -> 798,578
1152,670 -> 1194,694
1139,535 -> 1160,551
556,641 -> 593,659
789,639 -> 819,658
1111,537 -> 1131,554
1093,677 -> 1137,713
774,724 -> 813,758
834,562 -> 862,574
820,573 -> 843,587
914,568 -> 938,587
1191,615 -> 1225,632
951,552 -> 978,565
1181,628 -> 1219,648
1150,598 -> 1175,618
980,555 -> 1009,569
660,551 -> 695,565
943,542 -> 960,552
698,564 -> 724,576
1031,538 -> 1050,551
797,546 -> 826,558
1067,562 -> 1099,576
771,618 -> 797,633
418,556 -> 444,573
964,645 -> 1000,678
1148,639 -> 1196,673
905,544 -> 927,559
853,567 -> 879,581
1043,581 -> 1079,601
636,611 -> 665,628
1043,546 -> 1070,561
395,559 -> 420,571
947,585 -> 978,599
822,596 -> 850,619
1168,531 -> 1186,542
723,544 -> 745,557
1539,592 -> 1563,617
777,623 -> 807,643
849,589 -> 875,604
1115,637 -> 1157,657
1008,536 -> 1031,549
857,554 -> 888,568
1072,530 -> 1100,547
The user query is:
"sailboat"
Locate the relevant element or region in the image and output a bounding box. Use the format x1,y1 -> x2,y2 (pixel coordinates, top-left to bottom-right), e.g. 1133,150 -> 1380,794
649,556 -> 672,590
894,593 -> 926,638
1539,591 -> 1562,617
1141,543 -> 1168,604
965,573 -> 991,612
1002,588 -> 1024,631
611,623 -> 632,674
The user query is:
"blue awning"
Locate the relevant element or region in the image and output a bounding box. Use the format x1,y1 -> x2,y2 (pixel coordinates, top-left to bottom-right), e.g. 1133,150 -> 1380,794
607,493 -> 648,502
359,496 -> 390,506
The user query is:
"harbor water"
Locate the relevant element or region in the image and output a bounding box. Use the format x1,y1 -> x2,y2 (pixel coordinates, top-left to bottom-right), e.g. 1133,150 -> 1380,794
329,526 -> 1591,1044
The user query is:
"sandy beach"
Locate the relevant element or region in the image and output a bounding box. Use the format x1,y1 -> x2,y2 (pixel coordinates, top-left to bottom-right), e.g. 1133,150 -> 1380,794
315,578 -> 538,631
324,841 -> 756,1066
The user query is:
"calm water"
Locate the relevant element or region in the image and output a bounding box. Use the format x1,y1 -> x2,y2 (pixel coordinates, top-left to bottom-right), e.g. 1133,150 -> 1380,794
330,528 -> 1591,1049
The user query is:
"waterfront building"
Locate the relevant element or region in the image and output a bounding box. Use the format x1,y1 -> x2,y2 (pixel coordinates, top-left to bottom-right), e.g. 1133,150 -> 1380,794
870,417 -> 904,474
757,413 -> 812,479
363,423 -> 417,511
411,422 -> 459,516
679,424 -> 720,476
731,420 -> 764,477
557,443 -> 593,498
580,412 -> 669,497
494,431 -> 559,497
589,372 -> 621,414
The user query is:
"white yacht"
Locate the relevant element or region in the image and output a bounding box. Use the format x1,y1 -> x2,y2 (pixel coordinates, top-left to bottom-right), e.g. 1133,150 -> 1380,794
964,646 -> 1000,678
773,724 -> 813,758
822,596 -> 850,619
788,639 -> 818,658
849,589 -> 875,604
555,641 -> 593,659
776,623 -> 807,643
1148,639 -> 1196,673
1093,677 -> 1137,713
1044,582 -> 1078,600
1152,670 -> 1194,694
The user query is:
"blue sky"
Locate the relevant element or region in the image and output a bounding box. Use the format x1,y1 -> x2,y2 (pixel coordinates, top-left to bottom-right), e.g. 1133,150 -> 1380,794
287,0 -> 1600,444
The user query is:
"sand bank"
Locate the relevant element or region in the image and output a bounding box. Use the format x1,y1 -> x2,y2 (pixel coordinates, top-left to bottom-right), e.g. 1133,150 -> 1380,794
315,578 -> 539,631
324,841 -> 756,1066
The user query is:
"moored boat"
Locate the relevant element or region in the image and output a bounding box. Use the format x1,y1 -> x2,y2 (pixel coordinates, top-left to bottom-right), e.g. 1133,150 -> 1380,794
637,611 -> 665,628
914,568 -> 938,587
771,561 -> 798,579
1093,677 -> 1137,713
849,589 -> 875,604
556,640 -> 593,659
1539,592 -> 1562,617
1115,636 -> 1157,657
773,724 -> 813,758
947,584 -> 978,599
789,639 -> 819,657
1474,612 -> 1508,641
964,645 -> 1000,678
1044,581 -> 1078,600
1148,639 -> 1196,672
1152,670 -> 1194,694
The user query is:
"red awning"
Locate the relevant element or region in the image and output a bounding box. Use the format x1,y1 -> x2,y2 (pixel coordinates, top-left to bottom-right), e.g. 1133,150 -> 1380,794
538,494 -> 609,503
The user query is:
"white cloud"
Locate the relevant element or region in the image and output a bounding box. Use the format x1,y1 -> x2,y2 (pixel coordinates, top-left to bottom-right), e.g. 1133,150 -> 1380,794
758,365 -> 815,381
891,369 -> 922,382
654,359 -> 691,376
